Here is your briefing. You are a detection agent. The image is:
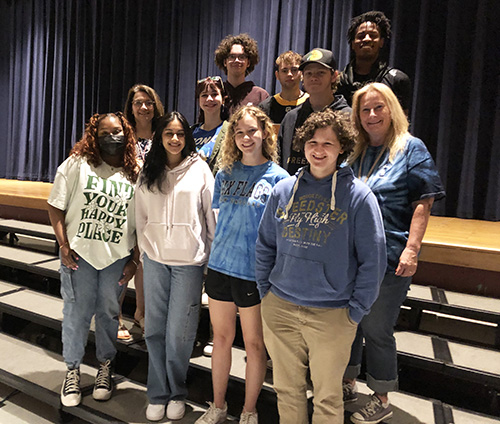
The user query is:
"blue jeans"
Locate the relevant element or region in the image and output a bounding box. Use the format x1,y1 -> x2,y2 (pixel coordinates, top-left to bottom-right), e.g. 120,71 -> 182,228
60,255 -> 128,369
143,253 -> 204,405
345,272 -> 412,393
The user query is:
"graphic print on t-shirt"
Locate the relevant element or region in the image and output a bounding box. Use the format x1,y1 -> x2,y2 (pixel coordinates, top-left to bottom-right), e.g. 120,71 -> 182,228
77,175 -> 134,244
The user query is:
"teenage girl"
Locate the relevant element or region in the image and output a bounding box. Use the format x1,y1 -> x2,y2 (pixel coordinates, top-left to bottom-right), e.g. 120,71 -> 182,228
196,106 -> 288,424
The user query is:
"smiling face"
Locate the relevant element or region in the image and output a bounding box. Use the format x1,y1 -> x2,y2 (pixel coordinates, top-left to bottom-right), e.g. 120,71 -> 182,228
304,127 -> 343,179
359,90 -> 392,145
132,91 -> 154,124
224,44 -> 250,78
302,63 -> 337,95
199,85 -> 223,116
162,118 -> 186,166
352,21 -> 384,61
234,113 -> 267,165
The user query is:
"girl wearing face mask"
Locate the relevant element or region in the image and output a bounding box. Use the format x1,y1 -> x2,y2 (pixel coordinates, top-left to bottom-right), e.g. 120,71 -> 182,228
47,112 -> 140,408
192,76 -> 229,175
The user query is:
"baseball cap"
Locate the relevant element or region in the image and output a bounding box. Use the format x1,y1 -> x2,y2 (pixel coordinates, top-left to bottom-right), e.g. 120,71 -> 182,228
299,48 -> 337,71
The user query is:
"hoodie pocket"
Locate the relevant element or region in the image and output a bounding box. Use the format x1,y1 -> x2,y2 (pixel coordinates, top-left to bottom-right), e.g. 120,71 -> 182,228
144,223 -> 202,262
269,253 -> 337,301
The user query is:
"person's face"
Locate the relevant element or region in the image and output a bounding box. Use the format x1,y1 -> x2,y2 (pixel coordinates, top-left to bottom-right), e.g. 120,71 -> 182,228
199,86 -> 223,115
224,44 -> 250,77
234,113 -> 266,160
275,61 -> 301,90
131,91 -> 155,124
359,90 -> 392,145
302,63 -> 337,95
97,116 -> 124,138
352,21 -> 384,61
162,118 -> 186,162
304,126 -> 343,179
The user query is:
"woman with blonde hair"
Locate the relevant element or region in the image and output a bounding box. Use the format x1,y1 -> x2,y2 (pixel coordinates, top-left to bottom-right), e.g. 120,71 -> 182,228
196,106 -> 288,424
344,83 -> 445,424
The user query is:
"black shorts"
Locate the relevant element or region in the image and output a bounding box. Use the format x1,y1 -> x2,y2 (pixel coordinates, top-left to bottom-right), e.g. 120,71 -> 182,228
205,268 -> 261,308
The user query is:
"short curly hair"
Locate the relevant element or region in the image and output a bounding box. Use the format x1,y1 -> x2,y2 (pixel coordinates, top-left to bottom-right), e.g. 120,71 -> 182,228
70,112 -> 139,183
347,11 -> 391,45
275,51 -> 302,71
293,109 -> 356,167
218,106 -> 278,173
215,33 -> 260,76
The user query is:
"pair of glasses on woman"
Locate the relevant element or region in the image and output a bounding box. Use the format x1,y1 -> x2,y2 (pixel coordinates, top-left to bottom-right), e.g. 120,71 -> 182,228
132,100 -> 155,108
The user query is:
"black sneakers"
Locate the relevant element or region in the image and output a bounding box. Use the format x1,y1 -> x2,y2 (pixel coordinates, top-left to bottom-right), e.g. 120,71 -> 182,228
61,368 -> 81,407
92,359 -> 113,401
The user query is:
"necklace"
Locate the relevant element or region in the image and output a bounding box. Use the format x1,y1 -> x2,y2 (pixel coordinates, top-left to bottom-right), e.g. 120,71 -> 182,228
357,145 -> 387,183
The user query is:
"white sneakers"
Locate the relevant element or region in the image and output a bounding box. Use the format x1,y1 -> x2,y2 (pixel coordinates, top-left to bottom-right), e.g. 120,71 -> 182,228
195,401 -> 228,424
146,400 -> 186,421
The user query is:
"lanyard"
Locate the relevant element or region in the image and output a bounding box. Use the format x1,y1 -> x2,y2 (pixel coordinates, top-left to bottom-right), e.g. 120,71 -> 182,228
357,145 -> 387,183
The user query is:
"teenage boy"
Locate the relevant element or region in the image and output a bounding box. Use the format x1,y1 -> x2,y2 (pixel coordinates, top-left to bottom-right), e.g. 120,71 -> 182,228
259,51 -> 309,124
337,11 -> 411,113
278,48 -> 351,175
215,33 -> 269,116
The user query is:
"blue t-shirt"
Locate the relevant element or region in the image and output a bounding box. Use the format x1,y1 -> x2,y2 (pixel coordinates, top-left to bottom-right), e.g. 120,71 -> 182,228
351,136 -> 445,271
192,124 -> 223,153
208,160 -> 289,281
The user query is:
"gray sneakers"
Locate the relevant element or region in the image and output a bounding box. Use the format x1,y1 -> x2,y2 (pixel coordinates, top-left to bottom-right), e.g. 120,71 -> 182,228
343,381 -> 358,404
195,401 -> 228,424
351,394 -> 393,424
240,410 -> 258,424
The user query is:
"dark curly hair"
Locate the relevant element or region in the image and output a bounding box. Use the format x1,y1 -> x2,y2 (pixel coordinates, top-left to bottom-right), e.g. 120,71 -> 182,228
123,84 -> 164,131
347,11 -> 391,45
293,109 -> 356,167
214,33 -> 260,76
195,76 -> 229,124
140,112 -> 197,192
70,112 -> 139,183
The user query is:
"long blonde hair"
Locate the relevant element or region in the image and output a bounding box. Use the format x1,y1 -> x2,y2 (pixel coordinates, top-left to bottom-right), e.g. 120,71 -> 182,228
348,82 -> 409,164
218,105 -> 279,173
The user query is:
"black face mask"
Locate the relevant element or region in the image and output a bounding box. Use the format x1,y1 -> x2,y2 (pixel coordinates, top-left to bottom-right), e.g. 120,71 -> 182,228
97,134 -> 126,156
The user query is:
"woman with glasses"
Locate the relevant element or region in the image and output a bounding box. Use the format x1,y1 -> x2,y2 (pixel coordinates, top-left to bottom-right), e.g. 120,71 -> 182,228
214,34 -> 269,116
120,84 -> 165,338
135,111 -> 216,422
192,76 -> 229,175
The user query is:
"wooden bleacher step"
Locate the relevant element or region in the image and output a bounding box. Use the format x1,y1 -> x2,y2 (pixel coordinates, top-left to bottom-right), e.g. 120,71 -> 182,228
0,245 -> 59,280
0,332 -> 228,423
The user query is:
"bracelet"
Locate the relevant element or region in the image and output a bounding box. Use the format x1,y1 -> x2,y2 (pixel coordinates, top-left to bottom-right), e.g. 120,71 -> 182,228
59,242 -> 69,249
131,259 -> 139,267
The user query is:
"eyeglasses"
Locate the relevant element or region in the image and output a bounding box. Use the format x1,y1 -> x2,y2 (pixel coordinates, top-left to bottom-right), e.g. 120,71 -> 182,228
197,76 -> 222,84
227,54 -> 248,62
163,131 -> 186,139
132,100 -> 155,108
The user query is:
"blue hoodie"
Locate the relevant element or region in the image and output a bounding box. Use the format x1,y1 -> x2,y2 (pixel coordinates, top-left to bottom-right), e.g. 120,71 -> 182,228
256,165 -> 386,323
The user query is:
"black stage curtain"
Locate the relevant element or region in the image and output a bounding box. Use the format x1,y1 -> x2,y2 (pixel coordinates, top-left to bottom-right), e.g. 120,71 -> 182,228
0,0 -> 498,220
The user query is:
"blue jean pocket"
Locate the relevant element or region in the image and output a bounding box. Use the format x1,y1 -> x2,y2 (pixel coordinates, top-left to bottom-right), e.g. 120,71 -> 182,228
59,264 -> 75,302
183,303 -> 200,343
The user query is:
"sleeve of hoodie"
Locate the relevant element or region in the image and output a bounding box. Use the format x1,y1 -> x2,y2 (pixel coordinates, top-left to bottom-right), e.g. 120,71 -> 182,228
201,164 -> 217,251
255,188 -> 279,298
134,182 -> 148,260
349,190 -> 387,323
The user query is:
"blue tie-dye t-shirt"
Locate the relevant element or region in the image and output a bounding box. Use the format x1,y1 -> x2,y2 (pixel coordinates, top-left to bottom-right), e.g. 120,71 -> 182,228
208,160 -> 289,281
351,136 -> 445,271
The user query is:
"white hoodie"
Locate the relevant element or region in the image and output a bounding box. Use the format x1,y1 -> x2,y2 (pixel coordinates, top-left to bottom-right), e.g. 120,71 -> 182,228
135,154 -> 216,266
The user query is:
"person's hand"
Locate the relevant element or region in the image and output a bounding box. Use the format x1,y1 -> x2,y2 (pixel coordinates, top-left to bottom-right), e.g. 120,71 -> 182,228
395,246 -> 418,277
118,260 -> 137,286
61,245 -> 79,270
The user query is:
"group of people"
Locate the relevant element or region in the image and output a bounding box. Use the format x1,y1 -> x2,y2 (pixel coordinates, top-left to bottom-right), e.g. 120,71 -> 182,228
47,10 -> 445,424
